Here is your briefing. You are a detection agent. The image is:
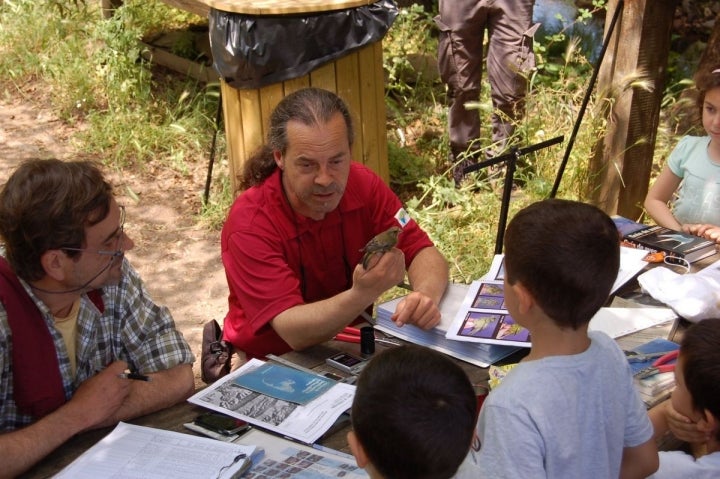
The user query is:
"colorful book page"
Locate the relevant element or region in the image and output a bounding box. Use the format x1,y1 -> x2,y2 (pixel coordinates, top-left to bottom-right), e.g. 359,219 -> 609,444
234,363 -> 335,405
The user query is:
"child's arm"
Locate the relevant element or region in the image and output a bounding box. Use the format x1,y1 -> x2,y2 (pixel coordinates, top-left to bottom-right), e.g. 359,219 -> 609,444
648,399 -> 670,441
644,165 -> 683,231
619,437 -> 658,479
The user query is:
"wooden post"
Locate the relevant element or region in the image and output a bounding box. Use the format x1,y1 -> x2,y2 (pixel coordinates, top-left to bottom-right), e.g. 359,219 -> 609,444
697,11 -> 720,73
587,0 -> 678,219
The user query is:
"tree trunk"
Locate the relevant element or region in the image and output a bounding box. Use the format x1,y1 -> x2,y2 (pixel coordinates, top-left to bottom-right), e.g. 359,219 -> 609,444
587,0 -> 678,219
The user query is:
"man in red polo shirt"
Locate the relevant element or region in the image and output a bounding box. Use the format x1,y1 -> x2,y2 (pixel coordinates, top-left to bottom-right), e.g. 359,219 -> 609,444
221,88 -> 449,359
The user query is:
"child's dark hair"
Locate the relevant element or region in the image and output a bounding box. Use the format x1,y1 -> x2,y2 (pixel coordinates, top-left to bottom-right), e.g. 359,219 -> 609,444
693,66 -> 720,119
351,345 -> 477,479
680,318 -> 720,442
503,199 -> 620,329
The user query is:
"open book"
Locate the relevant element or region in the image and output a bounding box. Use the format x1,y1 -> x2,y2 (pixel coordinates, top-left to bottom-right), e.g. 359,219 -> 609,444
376,283 -> 521,368
444,276 -> 677,347
188,358 -> 355,444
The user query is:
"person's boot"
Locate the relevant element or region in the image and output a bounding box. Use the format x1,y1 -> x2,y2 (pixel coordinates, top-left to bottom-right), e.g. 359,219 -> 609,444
451,149 -> 482,187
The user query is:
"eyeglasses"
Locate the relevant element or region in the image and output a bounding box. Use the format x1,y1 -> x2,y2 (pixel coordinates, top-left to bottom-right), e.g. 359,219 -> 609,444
62,205 -> 126,258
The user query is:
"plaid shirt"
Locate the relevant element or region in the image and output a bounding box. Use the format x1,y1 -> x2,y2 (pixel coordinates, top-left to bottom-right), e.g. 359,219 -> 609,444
0,259 -> 195,430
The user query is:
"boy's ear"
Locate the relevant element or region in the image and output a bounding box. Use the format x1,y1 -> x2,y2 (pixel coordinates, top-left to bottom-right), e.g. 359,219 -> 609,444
347,430 -> 369,469
698,408 -> 718,435
512,281 -> 535,315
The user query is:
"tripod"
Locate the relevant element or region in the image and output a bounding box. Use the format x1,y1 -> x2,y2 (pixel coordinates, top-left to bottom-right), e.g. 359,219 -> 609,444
462,135 -> 564,254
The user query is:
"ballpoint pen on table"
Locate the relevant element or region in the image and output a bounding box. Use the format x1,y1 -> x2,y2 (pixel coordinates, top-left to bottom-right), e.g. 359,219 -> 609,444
118,371 -> 152,381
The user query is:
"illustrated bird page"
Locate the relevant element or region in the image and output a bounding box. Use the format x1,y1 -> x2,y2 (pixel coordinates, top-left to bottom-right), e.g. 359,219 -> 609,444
233,363 -> 335,405
445,280 -> 532,347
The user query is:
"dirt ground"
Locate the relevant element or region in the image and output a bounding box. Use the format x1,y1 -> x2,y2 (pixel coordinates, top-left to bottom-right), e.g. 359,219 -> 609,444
0,92 -> 228,388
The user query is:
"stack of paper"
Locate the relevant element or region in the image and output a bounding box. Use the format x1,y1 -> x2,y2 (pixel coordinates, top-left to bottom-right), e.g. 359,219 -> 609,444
627,338 -> 680,408
376,283 -> 521,368
55,422 -> 257,479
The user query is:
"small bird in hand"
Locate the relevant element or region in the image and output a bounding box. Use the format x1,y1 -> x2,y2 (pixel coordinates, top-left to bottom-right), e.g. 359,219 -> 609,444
360,226 -> 402,269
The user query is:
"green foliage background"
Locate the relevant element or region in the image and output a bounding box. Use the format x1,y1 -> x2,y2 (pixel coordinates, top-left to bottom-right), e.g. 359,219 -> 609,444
0,0 -> 691,283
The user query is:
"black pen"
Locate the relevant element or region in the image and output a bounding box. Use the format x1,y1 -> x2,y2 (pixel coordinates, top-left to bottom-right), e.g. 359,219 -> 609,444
118,372 -> 152,382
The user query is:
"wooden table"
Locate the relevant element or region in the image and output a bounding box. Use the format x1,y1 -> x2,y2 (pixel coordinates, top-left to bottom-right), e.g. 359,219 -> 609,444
19,401 -> 207,479
25,250 -> 715,477
19,335 -> 490,478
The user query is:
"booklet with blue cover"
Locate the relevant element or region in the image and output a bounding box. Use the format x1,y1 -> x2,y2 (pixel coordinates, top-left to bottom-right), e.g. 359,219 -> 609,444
626,338 -> 679,377
234,363 -> 335,405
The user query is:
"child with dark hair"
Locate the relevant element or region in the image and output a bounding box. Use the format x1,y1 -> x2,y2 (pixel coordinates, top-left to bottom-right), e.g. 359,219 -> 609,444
347,345 -> 477,479
458,199 -> 658,478
648,318 -> 720,478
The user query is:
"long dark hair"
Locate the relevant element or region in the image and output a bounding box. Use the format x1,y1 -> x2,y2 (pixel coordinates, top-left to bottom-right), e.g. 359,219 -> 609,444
237,88 -> 354,191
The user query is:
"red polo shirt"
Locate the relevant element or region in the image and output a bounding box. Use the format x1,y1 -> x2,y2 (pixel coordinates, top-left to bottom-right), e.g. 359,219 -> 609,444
221,163 -> 434,358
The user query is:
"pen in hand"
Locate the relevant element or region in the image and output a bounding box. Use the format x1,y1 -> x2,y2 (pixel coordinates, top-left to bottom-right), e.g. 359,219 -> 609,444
118,372 -> 152,382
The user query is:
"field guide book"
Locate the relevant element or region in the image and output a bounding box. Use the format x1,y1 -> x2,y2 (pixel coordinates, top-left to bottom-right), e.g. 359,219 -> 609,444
444,278 -> 678,347
376,282 -> 521,368
612,215 -> 717,263
188,358 -> 355,444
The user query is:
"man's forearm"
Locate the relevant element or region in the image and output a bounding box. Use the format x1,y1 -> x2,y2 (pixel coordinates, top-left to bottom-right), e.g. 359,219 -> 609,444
105,364 -> 194,426
407,246 -> 449,304
0,405 -> 91,478
271,288 -> 376,351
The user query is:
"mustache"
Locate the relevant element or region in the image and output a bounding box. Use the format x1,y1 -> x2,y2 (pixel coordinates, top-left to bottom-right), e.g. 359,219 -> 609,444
312,185 -> 342,195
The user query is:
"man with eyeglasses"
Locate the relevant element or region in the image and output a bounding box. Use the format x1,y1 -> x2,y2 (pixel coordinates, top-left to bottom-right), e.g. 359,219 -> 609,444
0,159 -> 195,476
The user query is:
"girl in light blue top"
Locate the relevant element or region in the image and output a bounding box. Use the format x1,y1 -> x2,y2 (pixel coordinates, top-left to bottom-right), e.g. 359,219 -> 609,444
645,67 -> 720,244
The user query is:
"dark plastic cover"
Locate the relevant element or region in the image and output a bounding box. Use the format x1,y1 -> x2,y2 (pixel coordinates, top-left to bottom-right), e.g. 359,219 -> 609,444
209,0 -> 398,89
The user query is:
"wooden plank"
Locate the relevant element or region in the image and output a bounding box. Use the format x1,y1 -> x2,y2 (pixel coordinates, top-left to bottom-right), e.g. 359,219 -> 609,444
202,0 -> 372,15
258,83 -> 285,140
357,43 -> 381,174
282,76 -> 311,96
239,88 -> 264,161
220,81 -> 244,193
140,42 -> 218,83
309,61 -> 338,93
335,51 -> 363,167
371,40 -> 389,182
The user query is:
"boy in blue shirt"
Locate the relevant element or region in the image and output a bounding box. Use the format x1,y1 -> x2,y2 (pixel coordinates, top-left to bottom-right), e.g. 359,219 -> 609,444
459,199 -> 658,478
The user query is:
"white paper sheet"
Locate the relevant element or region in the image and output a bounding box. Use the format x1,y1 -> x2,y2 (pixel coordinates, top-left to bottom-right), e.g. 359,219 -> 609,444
54,422 -> 256,479
588,307 -> 678,338
483,247 -> 649,293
